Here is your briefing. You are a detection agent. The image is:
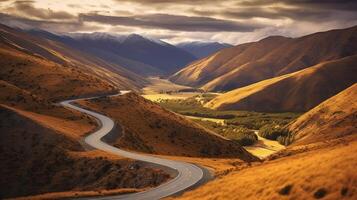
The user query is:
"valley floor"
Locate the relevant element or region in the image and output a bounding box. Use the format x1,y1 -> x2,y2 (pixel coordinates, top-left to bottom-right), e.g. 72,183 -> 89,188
141,78 -> 291,159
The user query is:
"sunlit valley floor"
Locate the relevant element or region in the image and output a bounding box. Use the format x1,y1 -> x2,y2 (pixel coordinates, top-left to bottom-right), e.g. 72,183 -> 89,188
141,77 -> 294,159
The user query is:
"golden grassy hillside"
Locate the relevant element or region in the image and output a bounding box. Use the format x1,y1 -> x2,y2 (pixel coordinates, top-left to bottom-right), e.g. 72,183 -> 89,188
174,86 -> 357,200
205,55 -> 357,112
174,138 -> 357,200
0,23 -> 147,91
170,36 -> 289,87
78,93 -> 258,161
0,42 -> 170,198
289,83 -> 357,145
170,26 -> 357,92
0,43 -> 116,101
0,105 -> 171,199
0,78 -> 172,199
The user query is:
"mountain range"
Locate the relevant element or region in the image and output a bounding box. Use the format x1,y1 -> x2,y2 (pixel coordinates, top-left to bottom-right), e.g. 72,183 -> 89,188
170,26 -> 357,92
172,25 -> 357,112
26,30 -> 231,76
205,55 -> 357,112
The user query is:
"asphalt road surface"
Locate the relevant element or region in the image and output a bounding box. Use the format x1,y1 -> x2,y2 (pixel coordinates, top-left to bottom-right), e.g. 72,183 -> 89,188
60,91 -> 204,200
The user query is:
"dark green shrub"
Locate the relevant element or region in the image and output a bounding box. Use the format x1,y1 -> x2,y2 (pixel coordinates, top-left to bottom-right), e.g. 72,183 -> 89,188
259,124 -> 293,145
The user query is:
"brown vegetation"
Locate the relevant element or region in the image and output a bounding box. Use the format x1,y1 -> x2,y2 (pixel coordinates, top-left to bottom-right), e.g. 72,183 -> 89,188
170,26 -> 357,92
0,25 -> 173,199
173,139 -> 357,200
78,93 -> 257,161
289,83 -> 357,146
205,55 -> 357,112
0,23 -> 147,91
0,105 -> 170,199
173,85 -> 357,200
0,43 -> 115,101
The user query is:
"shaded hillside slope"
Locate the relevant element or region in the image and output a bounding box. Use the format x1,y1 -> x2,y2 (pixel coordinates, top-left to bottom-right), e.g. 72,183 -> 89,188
78,93 -> 258,161
0,105 -> 170,199
0,75 -> 171,199
171,26 -> 357,91
205,55 -> 357,112
289,83 -> 357,145
0,24 -> 146,90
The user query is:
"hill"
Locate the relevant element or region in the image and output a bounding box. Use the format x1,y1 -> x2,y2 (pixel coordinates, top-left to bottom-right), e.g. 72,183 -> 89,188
0,42 -> 116,101
0,104 -> 170,199
0,77 -> 171,199
0,24 -> 147,91
173,85 -> 357,200
177,41 -> 233,59
205,55 -> 357,112
77,92 -> 258,161
170,26 -> 357,91
289,83 -> 357,145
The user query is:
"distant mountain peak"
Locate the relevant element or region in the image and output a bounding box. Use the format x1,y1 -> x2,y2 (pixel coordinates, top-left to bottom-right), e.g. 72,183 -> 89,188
126,33 -> 145,40
124,33 -> 170,46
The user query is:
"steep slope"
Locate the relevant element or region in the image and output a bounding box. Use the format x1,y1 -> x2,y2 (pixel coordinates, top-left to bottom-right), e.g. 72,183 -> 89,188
170,36 -> 291,87
0,41 -> 115,101
0,76 -> 171,199
0,24 -> 146,90
0,105 -> 170,199
174,139 -> 357,200
177,41 -> 233,59
171,26 -> 357,91
43,32 -> 196,75
174,85 -> 357,200
288,83 -> 357,145
78,93 -> 258,161
205,55 -> 357,112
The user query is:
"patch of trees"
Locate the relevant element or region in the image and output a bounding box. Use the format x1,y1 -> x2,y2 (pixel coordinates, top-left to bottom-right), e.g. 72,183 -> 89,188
259,124 -> 294,145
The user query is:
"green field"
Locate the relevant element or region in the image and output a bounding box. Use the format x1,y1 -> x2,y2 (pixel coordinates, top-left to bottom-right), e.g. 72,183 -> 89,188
159,95 -> 301,146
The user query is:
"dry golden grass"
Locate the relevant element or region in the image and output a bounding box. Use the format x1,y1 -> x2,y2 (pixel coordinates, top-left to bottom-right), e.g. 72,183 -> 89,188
157,155 -> 252,177
289,83 -> 357,145
0,44 -> 115,101
78,93 -> 257,161
173,139 -> 357,200
172,85 -> 357,200
205,55 -> 357,112
171,26 -> 357,92
0,23 -> 147,91
0,104 -> 171,199
142,77 -> 192,94
142,77 -> 204,102
0,73 -> 170,199
8,188 -> 142,200
0,79 -> 97,139
5,105 -> 95,140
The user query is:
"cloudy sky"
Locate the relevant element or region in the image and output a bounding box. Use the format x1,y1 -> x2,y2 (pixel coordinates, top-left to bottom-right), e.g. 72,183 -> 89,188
1,0 -> 357,44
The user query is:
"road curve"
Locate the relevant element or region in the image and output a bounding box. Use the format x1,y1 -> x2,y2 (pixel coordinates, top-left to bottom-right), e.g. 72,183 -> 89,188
60,91 -> 204,200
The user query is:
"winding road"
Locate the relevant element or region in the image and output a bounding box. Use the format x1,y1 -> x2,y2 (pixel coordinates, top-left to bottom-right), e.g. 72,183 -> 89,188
60,91 -> 204,200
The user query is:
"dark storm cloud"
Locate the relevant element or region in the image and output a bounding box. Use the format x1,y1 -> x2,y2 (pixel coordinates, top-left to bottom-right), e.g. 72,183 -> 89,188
11,0 -> 75,19
193,7 -> 333,22
0,13 -> 99,32
237,0 -> 357,11
79,13 -> 263,32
